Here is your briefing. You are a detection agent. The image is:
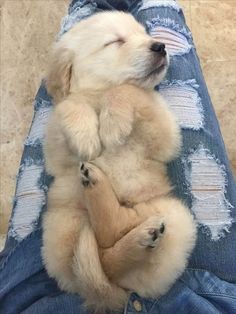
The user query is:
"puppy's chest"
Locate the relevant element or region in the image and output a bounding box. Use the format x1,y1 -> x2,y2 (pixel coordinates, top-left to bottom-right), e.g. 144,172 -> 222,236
96,146 -> 142,177
94,148 -> 159,203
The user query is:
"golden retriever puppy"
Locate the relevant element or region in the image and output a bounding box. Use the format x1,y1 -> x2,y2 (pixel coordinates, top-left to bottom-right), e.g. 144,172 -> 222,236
42,11 -> 196,312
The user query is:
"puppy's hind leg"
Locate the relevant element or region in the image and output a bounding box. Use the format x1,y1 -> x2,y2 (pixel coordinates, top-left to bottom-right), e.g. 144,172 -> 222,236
42,173 -> 86,293
80,162 -> 142,248
42,207 -> 82,292
101,215 -> 165,282
73,222 -> 128,313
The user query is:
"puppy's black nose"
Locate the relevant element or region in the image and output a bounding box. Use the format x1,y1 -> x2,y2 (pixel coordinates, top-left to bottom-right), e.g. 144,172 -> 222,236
150,43 -> 166,56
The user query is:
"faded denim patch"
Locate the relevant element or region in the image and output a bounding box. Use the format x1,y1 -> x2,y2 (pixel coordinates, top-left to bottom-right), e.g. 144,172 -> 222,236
25,99 -> 52,147
159,79 -> 204,130
185,146 -> 233,240
147,17 -> 192,56
58,1 -> 97,37
138,0 -> 181,13
9,164 -> 46,241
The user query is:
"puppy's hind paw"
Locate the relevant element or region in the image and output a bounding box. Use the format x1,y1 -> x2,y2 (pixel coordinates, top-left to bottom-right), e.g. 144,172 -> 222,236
147,224 -> 165,248
138,217 -> 165,249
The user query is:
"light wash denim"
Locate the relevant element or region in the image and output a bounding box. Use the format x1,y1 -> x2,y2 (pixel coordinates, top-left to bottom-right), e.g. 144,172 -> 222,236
1,1 -> 236,313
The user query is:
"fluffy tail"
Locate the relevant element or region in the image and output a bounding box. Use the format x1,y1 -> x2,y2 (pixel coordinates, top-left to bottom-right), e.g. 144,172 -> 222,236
73,224 -> 128,313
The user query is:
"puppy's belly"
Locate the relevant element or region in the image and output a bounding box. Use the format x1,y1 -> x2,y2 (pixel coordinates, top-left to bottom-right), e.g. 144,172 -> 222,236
94,153 -> 171,205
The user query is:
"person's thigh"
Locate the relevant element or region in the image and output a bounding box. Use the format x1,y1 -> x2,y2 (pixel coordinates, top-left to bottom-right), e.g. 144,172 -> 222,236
131,0 -> 236,282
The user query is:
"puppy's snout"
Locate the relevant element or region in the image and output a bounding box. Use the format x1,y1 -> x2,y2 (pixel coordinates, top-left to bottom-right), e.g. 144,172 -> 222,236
150,43 -> 166,57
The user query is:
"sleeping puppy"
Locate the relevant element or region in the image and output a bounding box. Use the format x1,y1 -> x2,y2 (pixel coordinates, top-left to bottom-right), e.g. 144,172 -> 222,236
42,11 -> 196,312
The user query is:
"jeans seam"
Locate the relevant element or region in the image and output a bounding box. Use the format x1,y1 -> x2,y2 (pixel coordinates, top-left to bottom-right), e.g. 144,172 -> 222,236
180,269 -> 236,299
184,267 -> 235,281
148,293 -> 217,313
198,293 -> 236,300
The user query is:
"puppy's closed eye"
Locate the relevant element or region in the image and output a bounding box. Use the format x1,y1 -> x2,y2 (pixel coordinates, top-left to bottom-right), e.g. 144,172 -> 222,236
104,38 -> 125,47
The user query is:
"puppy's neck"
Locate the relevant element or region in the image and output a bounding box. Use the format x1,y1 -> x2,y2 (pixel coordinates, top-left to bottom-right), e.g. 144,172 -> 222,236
68,87 -> 109,113
70,70 -> 112,94
72,87 -> 108,99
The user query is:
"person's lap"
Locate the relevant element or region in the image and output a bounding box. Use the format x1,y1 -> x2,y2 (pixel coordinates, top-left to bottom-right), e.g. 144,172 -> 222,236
1,1 -> 236,313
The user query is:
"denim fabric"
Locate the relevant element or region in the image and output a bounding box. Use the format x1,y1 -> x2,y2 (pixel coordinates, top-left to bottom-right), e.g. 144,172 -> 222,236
1,0 -> 236,313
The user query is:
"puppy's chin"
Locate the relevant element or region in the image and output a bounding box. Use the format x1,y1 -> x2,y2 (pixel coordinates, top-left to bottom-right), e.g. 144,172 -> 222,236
146,63 -> 168,82
132,65 -> 168,89
130,54 -> 169,89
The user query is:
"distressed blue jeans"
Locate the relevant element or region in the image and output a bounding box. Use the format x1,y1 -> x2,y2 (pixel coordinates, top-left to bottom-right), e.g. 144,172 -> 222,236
1,1 -> 236,313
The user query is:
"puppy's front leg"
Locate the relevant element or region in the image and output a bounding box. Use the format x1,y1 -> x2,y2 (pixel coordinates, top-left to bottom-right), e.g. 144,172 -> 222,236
99,87 -> 134,148
135,93 -> 182,162
80,163 -> 142,248
56,99 -> 101,161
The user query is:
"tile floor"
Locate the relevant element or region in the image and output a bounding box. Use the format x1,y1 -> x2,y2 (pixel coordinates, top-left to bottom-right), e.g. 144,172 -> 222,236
0,0 -> 236,247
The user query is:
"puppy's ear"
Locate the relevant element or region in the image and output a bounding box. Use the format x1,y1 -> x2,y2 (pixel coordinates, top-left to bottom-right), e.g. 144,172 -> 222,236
46,43 -> 73,103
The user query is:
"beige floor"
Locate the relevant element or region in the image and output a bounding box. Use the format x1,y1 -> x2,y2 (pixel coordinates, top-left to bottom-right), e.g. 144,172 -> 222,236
0,0 -> 236,241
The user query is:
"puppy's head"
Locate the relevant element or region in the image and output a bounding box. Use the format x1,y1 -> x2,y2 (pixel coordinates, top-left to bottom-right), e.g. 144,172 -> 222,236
47,12 -> 169,102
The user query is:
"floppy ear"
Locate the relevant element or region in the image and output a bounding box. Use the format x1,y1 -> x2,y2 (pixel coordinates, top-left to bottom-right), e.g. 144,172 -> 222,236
46,42 -> 73,103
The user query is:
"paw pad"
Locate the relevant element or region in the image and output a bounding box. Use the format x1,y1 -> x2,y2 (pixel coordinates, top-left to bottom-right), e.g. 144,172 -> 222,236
160,223 -> 165,234
80,163 -> 91,187
146,222 -> 165,249
80,163 -> 97,187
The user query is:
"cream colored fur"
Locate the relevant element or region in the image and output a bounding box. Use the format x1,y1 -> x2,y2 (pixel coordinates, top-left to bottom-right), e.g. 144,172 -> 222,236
42,11 -> 197,312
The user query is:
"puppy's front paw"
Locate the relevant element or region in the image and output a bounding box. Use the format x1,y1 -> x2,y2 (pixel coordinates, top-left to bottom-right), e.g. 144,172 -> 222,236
80,163 -> 97,188
138,216 -> 165,249
75,133 -> 101,161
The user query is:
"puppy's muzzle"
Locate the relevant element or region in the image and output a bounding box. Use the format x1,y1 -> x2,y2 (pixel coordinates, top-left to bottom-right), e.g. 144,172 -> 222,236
150,43 -> 166,57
